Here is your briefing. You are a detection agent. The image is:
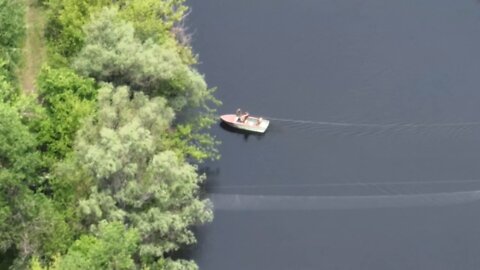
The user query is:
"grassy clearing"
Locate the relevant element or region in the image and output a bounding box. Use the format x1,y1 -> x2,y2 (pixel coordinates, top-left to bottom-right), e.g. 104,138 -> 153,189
19,0 -> 46,94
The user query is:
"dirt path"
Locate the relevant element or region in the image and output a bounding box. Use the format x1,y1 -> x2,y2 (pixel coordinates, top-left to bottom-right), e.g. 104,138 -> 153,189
19,0 -> 46,94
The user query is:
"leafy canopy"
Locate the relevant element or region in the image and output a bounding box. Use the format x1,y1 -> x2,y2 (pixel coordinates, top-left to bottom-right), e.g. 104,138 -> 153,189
0,0 -> 25,78
0,0 -> 25,103
45,0 -> 190,61
0,103 -> 72,268
36,66 -> 96,163
31,221 -> 139,270
66,85 -> 212,266
73,8 -> 213,112
73,8 -> 220,161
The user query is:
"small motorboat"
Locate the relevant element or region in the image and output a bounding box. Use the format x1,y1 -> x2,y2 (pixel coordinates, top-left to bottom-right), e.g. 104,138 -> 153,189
220,110 -> 269,133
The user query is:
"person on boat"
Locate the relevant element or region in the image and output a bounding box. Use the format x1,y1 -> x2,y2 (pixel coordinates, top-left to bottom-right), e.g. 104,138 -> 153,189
240,112 -> 249,122
236,108 -> 242,118
257,117 -> 263,125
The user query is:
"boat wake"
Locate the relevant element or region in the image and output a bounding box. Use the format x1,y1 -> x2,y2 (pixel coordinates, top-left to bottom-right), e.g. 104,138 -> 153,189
210,190 -> 480,211
267,117 -> 480,128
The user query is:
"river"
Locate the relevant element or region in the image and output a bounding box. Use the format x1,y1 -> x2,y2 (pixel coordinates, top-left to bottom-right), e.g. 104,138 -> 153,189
187,0 -> 480,269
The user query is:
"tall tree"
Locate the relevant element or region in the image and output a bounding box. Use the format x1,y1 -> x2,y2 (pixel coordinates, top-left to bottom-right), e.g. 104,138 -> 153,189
45,0 -> 190,61
0,0 -> 25,78
44,0 -> 110,59
0,0 -> 25,105
119,0 -> 188,42
73,8 -> 213,111
62,85 -> 212,268
36,66 -> 96,164
31,221 -> 139,270
73,8 -> 219,161
0,103 -> 72,269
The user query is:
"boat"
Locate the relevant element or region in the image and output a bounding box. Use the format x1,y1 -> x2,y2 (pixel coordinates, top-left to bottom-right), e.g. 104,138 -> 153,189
220,111 -> 270,133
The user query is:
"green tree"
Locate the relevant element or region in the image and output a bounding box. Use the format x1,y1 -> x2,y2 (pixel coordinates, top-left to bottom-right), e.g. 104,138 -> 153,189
66,85 -> 212,267
0,102 -> 40,182
73,8 -> 219,161
0,64 -> 18,102
44,0 -> 109,60
73,8 -> 213,111
36,66 -> 96,163
1,0 -> 218,268
30,221 -> 139,270
0,0 -> 25,80
119,0 -> 188,42
0,103 -> 72,268
0,0 -> 25,50
45,0 -> 190,62
118,0 -> 196,64
120,0 -> 188,46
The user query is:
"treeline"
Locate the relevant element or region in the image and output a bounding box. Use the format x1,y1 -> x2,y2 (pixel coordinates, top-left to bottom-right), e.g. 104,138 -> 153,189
0,0 -> 217,269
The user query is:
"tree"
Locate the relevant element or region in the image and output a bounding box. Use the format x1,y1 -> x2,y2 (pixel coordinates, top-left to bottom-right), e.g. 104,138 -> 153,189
0,64 -> 18,102
44,0 -> 110,59
119,0 -> 188,42
0,103 -> 72,268
66,85 -> 212,267
73,8 -> 213,111
45,0 -> 190,61
0,0 -> 25,80
30,221 -> 139,270
1,0 -> 218,268
0,0 -> 25,50
73,8 -> 220,161
118,0 -> 196,64
36,66 -> 96,163
0,102 -> 40,182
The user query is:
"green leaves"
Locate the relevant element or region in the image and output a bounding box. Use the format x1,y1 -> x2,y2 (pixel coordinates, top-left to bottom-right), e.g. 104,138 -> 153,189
76,85 -> 173,179
73,7 -> 220,161
119,0 -> 188,42
34,221 -> 139,270
73,8 -> 214,111
0,0 -> 25,74
70,86 -> 212,265
1,0 -> 218,268
38,66 -> 96,100
0,103 -> 40,181
0,0 -> 25,49
45,0 -> 189,61
0,105 -> 72,266
45,0 -> 107,59
36,66 -> 96,163
0,0 -> 24,103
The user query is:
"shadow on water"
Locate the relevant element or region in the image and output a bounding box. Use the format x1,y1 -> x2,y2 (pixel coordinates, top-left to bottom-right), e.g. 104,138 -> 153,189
219,122 -> 266,141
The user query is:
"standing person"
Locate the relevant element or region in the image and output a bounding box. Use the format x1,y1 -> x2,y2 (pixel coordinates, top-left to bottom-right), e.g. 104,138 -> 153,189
236,108 -> 243,122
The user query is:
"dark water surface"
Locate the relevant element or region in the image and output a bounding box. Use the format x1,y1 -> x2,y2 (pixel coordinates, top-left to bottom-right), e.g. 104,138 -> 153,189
187,0 -> 480,269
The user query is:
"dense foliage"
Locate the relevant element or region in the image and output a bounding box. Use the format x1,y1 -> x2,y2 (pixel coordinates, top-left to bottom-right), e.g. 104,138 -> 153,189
0,0 -> 25,101
72,85 -> 212,266
36,66 -> 96,164
0,103 -> 71,268
31,221 -> 140,270
72,8 -> 219,161
0,0 -> 217,269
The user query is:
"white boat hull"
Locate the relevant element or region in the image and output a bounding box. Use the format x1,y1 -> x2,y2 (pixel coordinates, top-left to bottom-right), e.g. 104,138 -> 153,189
220,114 -> 270,133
